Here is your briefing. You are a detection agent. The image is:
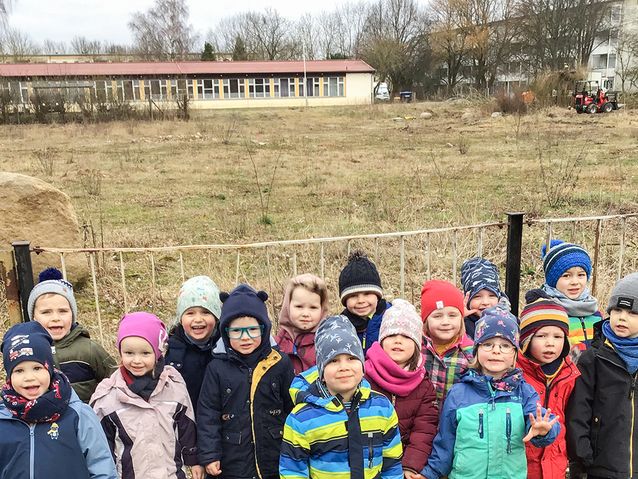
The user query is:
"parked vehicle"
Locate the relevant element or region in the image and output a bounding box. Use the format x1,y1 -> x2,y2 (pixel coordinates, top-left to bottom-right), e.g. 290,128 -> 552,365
375,82 -> 390,101
573,81 -> 619,114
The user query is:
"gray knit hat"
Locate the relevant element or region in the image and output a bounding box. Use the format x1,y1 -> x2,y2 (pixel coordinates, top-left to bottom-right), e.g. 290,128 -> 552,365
607,272 -> 638,315
175,275 -> 222,325
27,279 -> 78,324
315,315 -> 365,379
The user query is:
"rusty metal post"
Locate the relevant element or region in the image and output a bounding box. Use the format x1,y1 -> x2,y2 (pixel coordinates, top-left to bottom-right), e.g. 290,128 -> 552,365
505,213 -> 524,316
12,241 -> 34,322
0,250 -> 23,324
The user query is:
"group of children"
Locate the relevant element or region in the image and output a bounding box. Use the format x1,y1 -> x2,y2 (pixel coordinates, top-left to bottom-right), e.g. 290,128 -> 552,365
1,238 -> 637,479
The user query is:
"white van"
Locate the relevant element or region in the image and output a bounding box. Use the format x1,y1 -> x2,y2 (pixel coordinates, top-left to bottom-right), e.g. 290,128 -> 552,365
375,82 -> 390,101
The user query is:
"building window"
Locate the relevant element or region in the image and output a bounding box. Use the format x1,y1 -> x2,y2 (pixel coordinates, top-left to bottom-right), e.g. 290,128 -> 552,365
322,77 -> 345,97
222,78 -> 245,99
608,53 -> 616,69
197,79 -> 219,100
305,77 -> 319,96
277,78 -> 296,97
593,54 -> 607,70
116,80 -> 137,101
95,80 -> 113,102
171,79 -> 190,100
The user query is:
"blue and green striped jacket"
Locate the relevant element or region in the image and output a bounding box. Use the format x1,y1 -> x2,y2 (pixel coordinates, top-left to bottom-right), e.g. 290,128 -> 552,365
280,368 -> 403,479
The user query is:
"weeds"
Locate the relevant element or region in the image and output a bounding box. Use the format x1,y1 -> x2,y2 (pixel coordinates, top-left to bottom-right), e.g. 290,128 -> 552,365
537,135 -> 584,208
32,148 -> 56,176
244,139 -> 282,226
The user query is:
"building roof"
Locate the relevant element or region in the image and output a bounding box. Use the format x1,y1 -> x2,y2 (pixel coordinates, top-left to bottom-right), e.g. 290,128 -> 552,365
0,60 -> 375,78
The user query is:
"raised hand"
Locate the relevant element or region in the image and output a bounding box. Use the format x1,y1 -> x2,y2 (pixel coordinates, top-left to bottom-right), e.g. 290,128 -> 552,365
523,403 -> 559,443
463,292 -> 480,317
205,461 -> 222,476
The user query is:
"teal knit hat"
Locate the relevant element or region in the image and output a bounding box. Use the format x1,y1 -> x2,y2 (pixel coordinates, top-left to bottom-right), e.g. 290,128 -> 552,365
175,276 -> 222,325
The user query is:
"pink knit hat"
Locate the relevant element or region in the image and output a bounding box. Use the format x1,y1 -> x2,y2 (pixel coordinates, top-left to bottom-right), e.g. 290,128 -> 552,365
117,312 -> 168,360
379,299 -> 423,347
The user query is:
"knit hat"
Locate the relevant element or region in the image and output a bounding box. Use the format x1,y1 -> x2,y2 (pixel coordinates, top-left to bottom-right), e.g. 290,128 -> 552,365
519,297 -> 570,355
542,239 -> 592,288
461,257 -> 503,305
474,306 -> 520,353
315,315 -> 365,380
2,321 -> 55,378
27,269 -> 78,324
420,280 -> 465,321
607,272 -> 638,315
175,275 -> 222,325
379,299 -> 422,347
339,250 -> 383,305
117,312 -> 168,360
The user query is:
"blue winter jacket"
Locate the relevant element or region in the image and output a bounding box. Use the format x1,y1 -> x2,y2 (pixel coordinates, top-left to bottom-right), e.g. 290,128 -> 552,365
422,369 -> 560,479
0,389 -> 117,479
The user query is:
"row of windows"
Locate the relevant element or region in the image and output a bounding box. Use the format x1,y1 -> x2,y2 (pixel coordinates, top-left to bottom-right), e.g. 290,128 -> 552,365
0,77 -> 346,104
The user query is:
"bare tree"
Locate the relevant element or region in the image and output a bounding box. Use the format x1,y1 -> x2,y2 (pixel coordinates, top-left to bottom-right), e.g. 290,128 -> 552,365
129,0 -> 198,60
295,13 -> 319,59
245,8 -> 294,60
616,27 -> 638,94
42,39 -> 67,55
71,36 -> 103,55
3,26 -> 37,60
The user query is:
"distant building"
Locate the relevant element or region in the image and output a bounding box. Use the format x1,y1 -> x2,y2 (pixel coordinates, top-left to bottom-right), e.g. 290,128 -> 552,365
0,60 -> 376,109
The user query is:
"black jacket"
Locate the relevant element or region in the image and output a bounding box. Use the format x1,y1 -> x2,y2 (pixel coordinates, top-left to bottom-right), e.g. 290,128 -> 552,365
197,341 -> 294,479
567,327 -> 638,478
166,324 -> 215,412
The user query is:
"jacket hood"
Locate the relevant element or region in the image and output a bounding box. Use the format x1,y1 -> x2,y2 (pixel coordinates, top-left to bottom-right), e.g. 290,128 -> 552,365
277,274 -> 329,338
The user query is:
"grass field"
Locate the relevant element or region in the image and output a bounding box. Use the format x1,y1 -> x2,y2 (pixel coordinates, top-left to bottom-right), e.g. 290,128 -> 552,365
1,100 -> 638,348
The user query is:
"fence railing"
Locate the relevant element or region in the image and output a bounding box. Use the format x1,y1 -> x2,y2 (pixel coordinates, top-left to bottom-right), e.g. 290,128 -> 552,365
1,212 -> 637,347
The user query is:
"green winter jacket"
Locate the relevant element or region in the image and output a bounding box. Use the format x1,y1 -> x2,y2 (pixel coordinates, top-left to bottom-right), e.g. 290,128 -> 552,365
53,324 -> 117,402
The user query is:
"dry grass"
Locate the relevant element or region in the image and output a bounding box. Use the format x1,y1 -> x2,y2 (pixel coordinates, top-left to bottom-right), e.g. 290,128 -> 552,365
1,101 -> 638,348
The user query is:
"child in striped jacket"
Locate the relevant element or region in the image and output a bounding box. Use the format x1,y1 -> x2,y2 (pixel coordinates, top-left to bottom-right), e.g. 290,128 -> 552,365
280,315 -> 403,479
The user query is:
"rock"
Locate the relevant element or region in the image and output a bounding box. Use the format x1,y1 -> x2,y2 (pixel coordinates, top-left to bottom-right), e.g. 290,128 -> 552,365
420,112 -> 433,119
0,173 -> 88,284
461,111 -> 476,122
491,111 -> 503,118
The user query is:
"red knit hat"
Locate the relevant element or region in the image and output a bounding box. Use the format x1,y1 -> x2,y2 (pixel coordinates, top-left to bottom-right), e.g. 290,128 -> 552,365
420,280 -> 465,321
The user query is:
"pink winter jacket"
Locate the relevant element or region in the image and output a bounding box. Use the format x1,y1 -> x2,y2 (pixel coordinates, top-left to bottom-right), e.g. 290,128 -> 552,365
90,365 -> 198,479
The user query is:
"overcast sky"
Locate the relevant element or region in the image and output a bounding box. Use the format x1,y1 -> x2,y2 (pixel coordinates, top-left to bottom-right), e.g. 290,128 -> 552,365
8,0 -> 350,46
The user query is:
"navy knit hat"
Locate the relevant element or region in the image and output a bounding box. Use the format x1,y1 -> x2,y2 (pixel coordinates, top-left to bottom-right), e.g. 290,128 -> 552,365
219,284 -> 271,336
2,322 -> 55,378
474,306 -> 520,354
461,257 -> 503,305
542,239 -> 592,288
315,315 -> 365,380
339,250 -> 383,305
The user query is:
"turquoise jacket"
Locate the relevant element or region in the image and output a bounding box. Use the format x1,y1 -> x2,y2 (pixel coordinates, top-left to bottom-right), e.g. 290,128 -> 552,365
422,369 -> 560,479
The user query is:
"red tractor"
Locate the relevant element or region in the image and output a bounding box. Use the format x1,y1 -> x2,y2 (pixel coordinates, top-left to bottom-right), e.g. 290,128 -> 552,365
573,81 -> 619,114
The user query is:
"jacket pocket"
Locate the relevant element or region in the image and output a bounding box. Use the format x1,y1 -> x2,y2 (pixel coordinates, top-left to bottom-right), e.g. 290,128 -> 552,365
591,415 -> 601,456
268,426 -> 283,440
223,431 -> 242,444
366,431 -> 384,469
269,379 -> 282,403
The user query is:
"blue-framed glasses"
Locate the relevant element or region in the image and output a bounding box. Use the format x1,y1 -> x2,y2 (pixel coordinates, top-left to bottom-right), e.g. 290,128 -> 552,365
226,325 -> 264,339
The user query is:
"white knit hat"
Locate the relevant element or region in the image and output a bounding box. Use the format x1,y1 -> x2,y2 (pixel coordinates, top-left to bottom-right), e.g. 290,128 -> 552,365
379,299 -> 422,347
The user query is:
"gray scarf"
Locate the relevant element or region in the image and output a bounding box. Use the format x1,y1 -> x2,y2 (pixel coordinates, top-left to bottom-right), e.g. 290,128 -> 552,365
541,284 -> 599,317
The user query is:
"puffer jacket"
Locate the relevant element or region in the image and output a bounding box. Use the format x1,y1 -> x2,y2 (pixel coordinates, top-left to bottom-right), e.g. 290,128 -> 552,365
165,324 -> 215,411
422,369 -> 560,479
197,340 -> 294,479
52,323 -> 117,403
274,328 -> 317,375
567,333 -> 638,478
280,368 -> 403,479
0,389 -> 117,479
517,354 -> 580,478
90,365 -> 198,479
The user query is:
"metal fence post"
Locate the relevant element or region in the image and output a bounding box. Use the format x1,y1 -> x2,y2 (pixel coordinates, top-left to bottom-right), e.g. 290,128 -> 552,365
12,241 -> 34,322
505,213 -> 524,316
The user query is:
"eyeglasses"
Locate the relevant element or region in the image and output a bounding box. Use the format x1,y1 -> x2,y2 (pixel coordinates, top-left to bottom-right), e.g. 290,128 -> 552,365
478,342 -> 515,353
226,325 -> 264,340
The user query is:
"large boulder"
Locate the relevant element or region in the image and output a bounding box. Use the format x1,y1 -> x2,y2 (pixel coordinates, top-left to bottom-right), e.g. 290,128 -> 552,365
0,173 -> 88,284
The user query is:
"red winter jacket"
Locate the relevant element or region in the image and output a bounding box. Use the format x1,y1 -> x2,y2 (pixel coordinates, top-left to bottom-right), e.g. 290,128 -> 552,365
517,354 -> 580,479
275,329 -> 317,375
365,372 -> 439,473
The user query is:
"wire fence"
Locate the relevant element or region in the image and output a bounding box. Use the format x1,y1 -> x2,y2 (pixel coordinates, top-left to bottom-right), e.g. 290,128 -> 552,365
1,213 -> 637,351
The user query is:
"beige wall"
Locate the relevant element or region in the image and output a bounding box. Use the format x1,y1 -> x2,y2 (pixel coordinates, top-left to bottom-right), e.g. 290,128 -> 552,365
344,72 -> 373,103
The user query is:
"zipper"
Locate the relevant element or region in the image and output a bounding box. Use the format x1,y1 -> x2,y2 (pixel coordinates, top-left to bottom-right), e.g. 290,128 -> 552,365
506,408 -> 512,454
30,424 -> 35,479
631,372 -> 638,477
578,317 -> 589,343
367,432 -> 374,469
247,366 -> 263,479
478,409 -> 484,438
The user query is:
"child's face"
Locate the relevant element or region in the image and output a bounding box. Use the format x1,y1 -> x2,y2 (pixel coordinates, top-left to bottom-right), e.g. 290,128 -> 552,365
469,289 -> 499,316
555,266 -> 588,299
10,360 -> 51,400
33,293 -> 73,341
528,326 -> 565,364
425,306 -> 463,344
345,292 -> 379,317
120,336 -> 156,376
477,337 -> 516,379
381,334 -> 416,368
289,286 -> 323,331
227,316 -> 263,355
322,353 -> 364,401
181,306 -> 217,341
610,308 -> 638,339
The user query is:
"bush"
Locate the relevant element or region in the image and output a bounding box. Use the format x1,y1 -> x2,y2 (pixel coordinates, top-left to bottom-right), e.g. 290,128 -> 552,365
494,91 -> 528,114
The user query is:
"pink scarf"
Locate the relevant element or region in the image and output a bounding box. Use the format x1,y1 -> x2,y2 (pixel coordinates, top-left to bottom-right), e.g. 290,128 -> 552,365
365,342 -> 426,397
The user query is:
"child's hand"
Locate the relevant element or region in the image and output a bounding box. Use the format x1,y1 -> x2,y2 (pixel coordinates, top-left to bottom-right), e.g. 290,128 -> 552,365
523,403 -> 559,443
463,292 -> 479,317
205,461 -> 222,476
190,465 -> 205,479
404,472 -> 425,479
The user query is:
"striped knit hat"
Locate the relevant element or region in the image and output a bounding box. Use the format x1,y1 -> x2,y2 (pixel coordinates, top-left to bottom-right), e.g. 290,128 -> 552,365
519,297 -> 570,356
542,239 -> 592,288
